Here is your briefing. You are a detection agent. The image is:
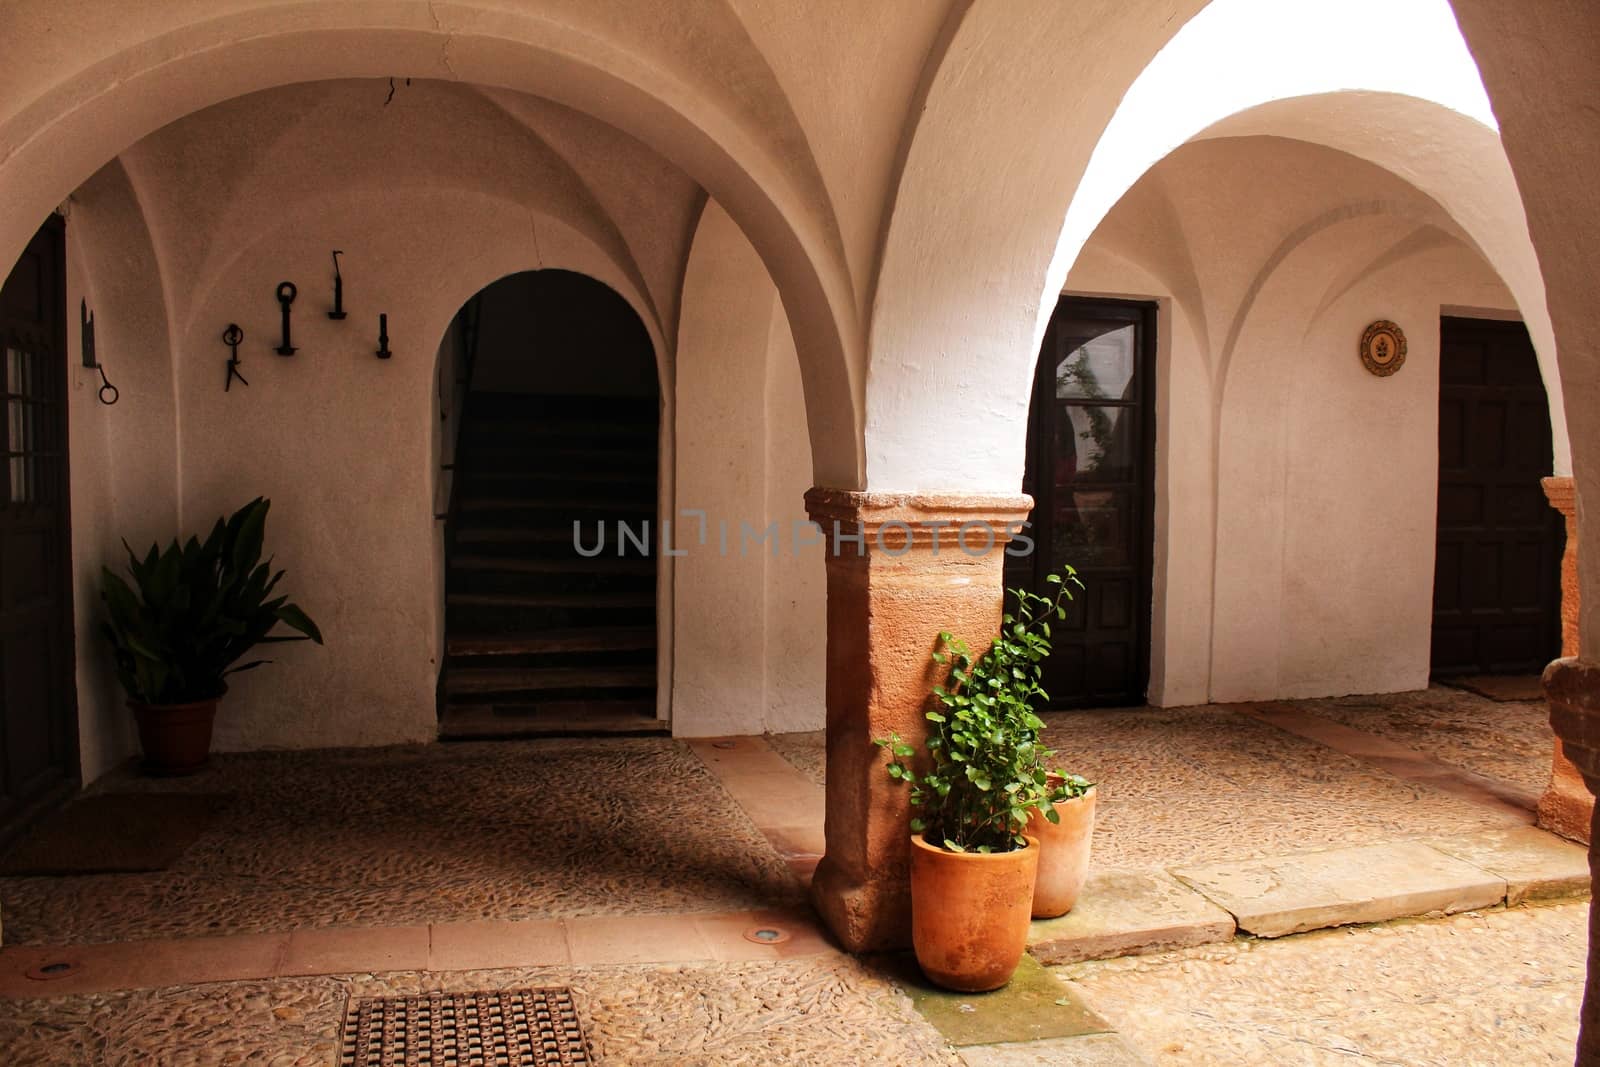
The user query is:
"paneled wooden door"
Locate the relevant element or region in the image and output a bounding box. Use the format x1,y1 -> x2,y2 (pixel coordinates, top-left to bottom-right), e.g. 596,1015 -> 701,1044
1431,316 -> 1562,676
0,215 -> 78,848
1008,297 -> 1157,708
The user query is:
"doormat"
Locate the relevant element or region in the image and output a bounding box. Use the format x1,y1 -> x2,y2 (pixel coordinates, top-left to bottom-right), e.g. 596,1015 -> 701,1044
1440,674 -> 1546,703
0,793 -> 228,875
339,988 -> 591,1066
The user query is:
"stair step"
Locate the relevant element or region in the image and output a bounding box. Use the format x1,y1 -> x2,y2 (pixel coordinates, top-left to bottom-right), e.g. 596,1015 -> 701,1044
457,444 -> 655,463
439,701 -> 665,740
452,527 -> 573,545
447,627 -> 656,656
445,665 -> 656,694
451,555 -> 655,577
466,469 -> 653,485
458,497 -> 649,514
448,590 -> 654,610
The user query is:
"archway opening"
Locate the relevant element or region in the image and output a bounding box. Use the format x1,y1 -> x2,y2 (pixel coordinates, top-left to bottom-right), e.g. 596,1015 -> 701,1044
436,269 -> 662,738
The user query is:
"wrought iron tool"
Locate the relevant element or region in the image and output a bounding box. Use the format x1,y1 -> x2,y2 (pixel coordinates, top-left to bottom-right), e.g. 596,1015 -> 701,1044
224,323 -> 248,391
274,281 -> 298,355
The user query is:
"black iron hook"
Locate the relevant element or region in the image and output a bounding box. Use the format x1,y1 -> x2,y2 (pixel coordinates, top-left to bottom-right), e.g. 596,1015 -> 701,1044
274,281 -> 298,356
328,251 -> 347,320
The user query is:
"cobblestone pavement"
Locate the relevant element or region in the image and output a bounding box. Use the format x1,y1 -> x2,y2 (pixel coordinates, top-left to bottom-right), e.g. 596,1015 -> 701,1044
0,738 -> 799,945
769,686 -> 1537,870
1060,901 -> 1586,1066
0,955 -> 956,1066
1308,685 -> 1552,795
765,730 -> 825,787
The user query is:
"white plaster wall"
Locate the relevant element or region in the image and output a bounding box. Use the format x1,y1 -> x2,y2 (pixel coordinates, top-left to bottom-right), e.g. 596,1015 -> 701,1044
58,79 -> 710,759
62,162 -> 182,781
1067,136 -> 1523,705
56,78 -> 826,763
672,200 -> 823,737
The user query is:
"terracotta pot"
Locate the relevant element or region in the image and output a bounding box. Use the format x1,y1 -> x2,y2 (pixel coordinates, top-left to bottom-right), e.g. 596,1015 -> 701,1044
1028,784 -> 1097,918
909,832 -> 1039,992
130,696 -> 220,776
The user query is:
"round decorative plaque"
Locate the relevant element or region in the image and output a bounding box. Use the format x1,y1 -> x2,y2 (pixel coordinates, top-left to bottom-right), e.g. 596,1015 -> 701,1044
1360,320 -> 1407,377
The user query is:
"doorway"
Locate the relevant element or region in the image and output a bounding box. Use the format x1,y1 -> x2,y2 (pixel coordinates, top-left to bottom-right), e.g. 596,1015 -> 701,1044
1431,316 -> 1563,677
1010,296 -> 1157,708
437,270 -> 661,737
0,215 -> 78,847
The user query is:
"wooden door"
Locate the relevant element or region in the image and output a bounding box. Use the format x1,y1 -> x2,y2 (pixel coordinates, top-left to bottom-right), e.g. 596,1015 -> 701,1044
1431,316 -> 1562,676
0,216 -> 77,847
1009,297 -> 1157,707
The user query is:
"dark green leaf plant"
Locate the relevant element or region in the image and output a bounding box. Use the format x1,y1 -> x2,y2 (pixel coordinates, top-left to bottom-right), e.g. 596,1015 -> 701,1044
878,566 -> 1093,854
100,498 -> 324,704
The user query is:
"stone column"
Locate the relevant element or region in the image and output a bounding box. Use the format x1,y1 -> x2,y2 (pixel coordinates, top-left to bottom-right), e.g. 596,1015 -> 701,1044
1538,477 -> 1591,843
1542,659 -> 1600,1062
804,488 -> 1033,952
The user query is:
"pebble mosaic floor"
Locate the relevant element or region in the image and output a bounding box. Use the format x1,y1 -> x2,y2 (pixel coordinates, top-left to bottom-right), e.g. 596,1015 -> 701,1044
0,738 -> 799,946
0,955 -> 957,1066
1306,685 -> 1553,796
1062,900 -> 1587,1066
0,684 -> 1580,1064
769,687 -> 1536,870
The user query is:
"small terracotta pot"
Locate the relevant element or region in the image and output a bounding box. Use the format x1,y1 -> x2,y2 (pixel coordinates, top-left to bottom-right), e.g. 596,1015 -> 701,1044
909,832 -> 1039,992
1028,784 -> 1096,918
130,696 -> 221,776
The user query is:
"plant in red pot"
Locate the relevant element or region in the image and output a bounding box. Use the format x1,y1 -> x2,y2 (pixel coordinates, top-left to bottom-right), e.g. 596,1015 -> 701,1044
101,498 -> 323,776
878,567 -> 1092,992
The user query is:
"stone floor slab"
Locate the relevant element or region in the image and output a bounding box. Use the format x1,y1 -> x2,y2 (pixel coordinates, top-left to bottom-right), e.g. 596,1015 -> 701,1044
1028,869 -> 1235,965
1428,826 -> 1591,905
1171,841 -> 1506,938
887,953 -> 1112,1047
959,1033 -> 1151,1066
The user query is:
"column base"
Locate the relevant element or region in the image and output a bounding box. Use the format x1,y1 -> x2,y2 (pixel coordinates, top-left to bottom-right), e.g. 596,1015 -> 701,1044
810,854 -> 911,953
1538,741 -> 1594,844
1542,658 -> 1600,1063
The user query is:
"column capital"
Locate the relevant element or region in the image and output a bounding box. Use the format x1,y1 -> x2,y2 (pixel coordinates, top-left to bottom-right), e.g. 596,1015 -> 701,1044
1543,475 -> 1578,517
1546,658 -> 1600,793
803,488 -> 1034,552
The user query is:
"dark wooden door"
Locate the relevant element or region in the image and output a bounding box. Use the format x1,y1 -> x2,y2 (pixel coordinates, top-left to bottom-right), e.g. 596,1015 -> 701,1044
0,216 -> 77,847
1009,297 -> 1157,707
1431,316 -> 1562,676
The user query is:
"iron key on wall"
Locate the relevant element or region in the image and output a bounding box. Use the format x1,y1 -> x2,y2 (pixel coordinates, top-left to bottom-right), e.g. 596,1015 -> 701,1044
275,281 -> 298,355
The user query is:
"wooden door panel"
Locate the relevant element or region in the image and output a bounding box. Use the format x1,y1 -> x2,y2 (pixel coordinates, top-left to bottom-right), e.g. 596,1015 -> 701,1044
0,215 -> 77,848
1024,299 -> 1156,707
1431,317 -> 1561,677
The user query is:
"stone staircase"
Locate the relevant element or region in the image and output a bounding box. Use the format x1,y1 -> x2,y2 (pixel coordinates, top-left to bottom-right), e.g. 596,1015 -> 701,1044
439,391 -> 663,738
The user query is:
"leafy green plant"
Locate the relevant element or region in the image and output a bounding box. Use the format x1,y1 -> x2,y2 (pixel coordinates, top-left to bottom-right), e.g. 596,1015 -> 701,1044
101,498 -> 324,704
878,567 -> 1093,854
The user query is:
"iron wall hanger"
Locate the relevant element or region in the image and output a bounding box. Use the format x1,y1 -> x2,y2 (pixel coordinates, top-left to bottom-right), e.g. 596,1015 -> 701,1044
80,299 -> 118,405
328,251 -> 347,320
274,281 -> 298,355
223,324 -> 248,391
376,313 -> 393,359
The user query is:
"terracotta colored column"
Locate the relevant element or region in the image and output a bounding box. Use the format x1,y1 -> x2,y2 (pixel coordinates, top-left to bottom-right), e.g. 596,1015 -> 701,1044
804,488 -> 1033,952
1543,659 -> 1600,1063
1539,477 -> 1591,843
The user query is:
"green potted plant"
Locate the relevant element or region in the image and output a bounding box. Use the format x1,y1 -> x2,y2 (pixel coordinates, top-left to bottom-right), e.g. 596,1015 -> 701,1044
100,498 -> 323,775
878,568 -> 1092,992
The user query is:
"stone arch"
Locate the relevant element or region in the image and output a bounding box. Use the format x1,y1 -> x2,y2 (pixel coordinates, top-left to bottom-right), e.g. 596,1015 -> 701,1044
0,0 -> 860,485
863,0 -> 1564,490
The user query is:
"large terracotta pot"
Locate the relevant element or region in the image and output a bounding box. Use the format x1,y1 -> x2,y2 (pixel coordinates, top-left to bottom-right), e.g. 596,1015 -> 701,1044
909,833 -> 1039,992
1028,785 -> 1097,919
130,695 -> 220,776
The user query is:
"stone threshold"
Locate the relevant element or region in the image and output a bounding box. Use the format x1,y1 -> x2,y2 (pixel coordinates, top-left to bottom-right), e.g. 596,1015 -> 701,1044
1029,825 -> 1588,964
0,905 -> 836,1001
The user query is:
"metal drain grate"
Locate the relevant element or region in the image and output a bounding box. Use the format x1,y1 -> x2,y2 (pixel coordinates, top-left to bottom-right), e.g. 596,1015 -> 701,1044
339,988 -> 591,1066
